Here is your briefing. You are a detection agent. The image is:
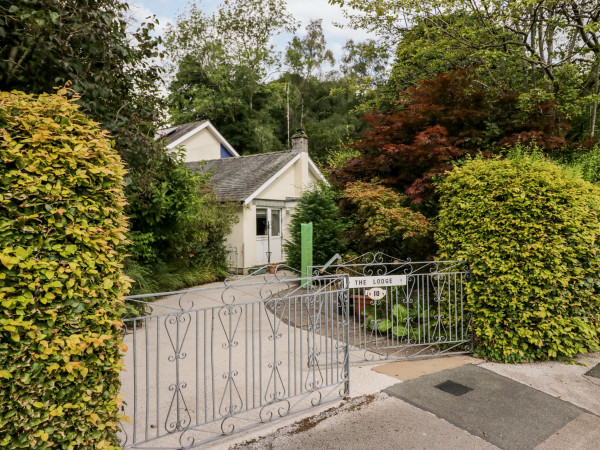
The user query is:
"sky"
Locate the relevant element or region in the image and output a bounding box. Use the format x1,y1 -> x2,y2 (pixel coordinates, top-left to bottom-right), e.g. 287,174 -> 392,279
129,0 -> 376,67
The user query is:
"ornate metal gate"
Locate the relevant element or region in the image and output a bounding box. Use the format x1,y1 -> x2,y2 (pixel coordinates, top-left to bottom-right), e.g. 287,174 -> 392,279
309,253 -> 472,362
119,271 -> 349,448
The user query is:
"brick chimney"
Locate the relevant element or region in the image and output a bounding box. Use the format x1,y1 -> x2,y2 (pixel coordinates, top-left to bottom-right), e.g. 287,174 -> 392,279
291,129 -> 308,153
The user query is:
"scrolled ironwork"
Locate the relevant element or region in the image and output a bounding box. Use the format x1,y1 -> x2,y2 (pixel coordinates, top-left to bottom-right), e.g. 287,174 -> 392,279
178,429 -> 196,449
309,390 -> 323,407
220,416 -> 236,435
119,257 -> 466,449
165,382 -> 191,434
178,291 -> 199,311
218,304 -> 242,349
219,371 -> 244,417
306,254 -> 471,365
165,313 -> 191,362
265,360 -> 286,402
259,399 -> 291,423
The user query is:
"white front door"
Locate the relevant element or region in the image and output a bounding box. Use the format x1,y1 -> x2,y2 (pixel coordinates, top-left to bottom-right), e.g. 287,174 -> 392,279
256,208 -> 283,265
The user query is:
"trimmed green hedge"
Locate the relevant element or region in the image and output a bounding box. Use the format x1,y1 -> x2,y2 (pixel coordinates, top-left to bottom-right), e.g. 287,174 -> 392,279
436,153 -> 600,362
0,90 -> 130,447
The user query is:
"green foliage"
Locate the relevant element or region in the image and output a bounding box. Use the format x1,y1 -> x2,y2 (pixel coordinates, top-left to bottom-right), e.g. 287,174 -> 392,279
285,19 -> 335,80
436,151 -> 600,362
0,90 -> 129,447
341,181 -> 434,258
166,0 -> 296,154
331,0 -> 600,140
338,39 -> 390,116
278,74 -> 364,164
341,39 -> 389,85
282,19 -> 364,163
387,14 -> 523,96
323,144 -> 361,173
361,293 -> 437,341
166,2 -> 368,159
125,151 -> 237,294
0,0 -> 231,293
0,0 -> 166,168
284,185 -> 348,270
124,259 -> 228,297
560,145 -> 600,184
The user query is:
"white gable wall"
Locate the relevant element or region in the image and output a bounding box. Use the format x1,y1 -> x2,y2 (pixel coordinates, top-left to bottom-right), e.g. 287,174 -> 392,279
177,127 -> 222,162
257,153 -> 318,199
239,152 -> 320,271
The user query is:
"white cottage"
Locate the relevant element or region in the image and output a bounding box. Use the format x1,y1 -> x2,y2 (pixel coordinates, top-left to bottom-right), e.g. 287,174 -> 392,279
158,121 -> 326,273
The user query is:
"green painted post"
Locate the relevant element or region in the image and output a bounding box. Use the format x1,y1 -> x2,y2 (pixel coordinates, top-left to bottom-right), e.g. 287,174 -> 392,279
301,222 -> 313,286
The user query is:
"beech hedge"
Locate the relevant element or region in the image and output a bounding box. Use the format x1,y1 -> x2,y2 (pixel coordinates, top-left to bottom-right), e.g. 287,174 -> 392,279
436,153 -> 600,362
0,90 -> 130,447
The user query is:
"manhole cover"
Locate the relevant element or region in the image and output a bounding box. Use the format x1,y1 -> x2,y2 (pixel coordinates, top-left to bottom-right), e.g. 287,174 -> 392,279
435,380 -> 473,396
584,363 -> 600,379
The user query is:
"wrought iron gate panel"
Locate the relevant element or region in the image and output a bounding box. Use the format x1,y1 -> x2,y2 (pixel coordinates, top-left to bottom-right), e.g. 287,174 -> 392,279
309,252 -> 472,361
119,273 -> 349,448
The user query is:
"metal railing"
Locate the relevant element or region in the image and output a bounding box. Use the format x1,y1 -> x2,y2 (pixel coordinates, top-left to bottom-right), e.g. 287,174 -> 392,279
119,270 -> 349,448
308,252 -> 473,361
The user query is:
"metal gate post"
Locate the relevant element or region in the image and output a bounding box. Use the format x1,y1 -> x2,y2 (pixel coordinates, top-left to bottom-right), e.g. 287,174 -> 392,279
343,281 -> 350,398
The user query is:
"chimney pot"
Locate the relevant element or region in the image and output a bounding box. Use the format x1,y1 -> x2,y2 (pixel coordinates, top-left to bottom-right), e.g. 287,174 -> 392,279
291,129 -> 308,153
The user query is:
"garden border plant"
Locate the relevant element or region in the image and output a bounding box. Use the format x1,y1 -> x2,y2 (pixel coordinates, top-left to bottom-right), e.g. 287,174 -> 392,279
436,149 -> 600,363
0,89 -> 130,447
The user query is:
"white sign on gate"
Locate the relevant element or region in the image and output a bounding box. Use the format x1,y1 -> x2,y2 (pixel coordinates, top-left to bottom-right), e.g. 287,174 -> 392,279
348,275 -> 407,288
366,287 -> 386,300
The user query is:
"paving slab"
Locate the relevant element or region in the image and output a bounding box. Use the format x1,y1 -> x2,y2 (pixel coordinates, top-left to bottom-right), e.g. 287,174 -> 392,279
481,351 -> 600,415
372,355 -> 480,381
235,393 -> 499,450
585,363 -> 600,379
535,413 -> 600,450
384,364 -> 584,450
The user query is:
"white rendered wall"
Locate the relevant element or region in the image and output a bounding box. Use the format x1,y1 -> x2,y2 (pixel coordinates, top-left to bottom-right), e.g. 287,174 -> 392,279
176,128 -> 222,162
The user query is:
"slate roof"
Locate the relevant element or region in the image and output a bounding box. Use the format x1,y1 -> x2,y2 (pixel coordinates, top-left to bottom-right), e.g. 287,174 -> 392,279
157,121 -> 208,146
187,150 -> 300,202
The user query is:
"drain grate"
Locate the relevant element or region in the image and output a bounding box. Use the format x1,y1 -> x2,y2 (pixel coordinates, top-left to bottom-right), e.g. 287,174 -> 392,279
584,363 -> 600,379
435,380 -> 473,396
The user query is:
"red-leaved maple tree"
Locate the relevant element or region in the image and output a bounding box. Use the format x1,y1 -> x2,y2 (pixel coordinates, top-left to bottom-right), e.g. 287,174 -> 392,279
333,69 -> 569,205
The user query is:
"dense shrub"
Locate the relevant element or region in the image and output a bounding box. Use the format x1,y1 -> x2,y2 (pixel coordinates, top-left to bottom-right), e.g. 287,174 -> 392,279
125,150 -> 237,294
0,90 -> 130,447
565,145 -> 600,184
0,0 -> 229,295
341,181 -> 434,258
332,69 -> 569,207
284,184 -> 348,270
436,152 -> 600,362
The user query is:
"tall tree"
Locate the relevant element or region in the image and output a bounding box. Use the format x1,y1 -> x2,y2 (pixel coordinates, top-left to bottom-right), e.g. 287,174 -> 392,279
331,0 -> 600,139
166,0 -> 296,153
333,69 -> 569,208
339,38 -> 390,115
285,19 -> 335,129
286,19 -> 335,81
0,0 -> 237,287
340,39 -> 389,90
0,0 -> 164,166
